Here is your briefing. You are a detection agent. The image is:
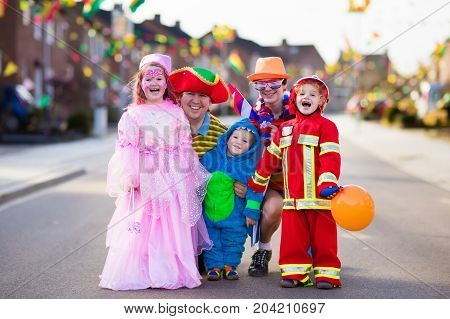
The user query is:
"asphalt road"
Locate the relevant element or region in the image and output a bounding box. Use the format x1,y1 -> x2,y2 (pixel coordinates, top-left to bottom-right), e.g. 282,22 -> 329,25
1,137 -> 449,299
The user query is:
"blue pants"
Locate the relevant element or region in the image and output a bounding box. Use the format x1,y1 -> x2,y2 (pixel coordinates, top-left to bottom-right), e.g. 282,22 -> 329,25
203,208 -> 247,269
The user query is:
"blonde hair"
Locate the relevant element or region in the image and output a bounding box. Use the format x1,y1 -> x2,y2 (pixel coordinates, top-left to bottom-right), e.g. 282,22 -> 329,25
294,79 -> 327,110
130,62 -> 176,105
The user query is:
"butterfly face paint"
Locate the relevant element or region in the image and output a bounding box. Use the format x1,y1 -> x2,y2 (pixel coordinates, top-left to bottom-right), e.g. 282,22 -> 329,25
141,66 -> 167,104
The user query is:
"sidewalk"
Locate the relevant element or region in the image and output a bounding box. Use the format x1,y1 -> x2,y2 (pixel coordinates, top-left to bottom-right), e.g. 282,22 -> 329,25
0,133 -> 115,204
1,114 -> 449,205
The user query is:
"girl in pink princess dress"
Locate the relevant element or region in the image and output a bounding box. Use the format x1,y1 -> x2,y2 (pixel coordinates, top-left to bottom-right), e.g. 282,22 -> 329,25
99,54 -> 212,290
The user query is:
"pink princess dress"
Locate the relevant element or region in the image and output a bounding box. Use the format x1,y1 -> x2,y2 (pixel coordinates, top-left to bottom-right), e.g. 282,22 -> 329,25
99,99 -> 212,290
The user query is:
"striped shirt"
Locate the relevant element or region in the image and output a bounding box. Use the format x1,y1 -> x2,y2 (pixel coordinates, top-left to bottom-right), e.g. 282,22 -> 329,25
192,113 -> 227,158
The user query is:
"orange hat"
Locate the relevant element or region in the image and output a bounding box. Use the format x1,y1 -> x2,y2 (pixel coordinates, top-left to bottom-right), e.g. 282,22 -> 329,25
247,57 -> 291,81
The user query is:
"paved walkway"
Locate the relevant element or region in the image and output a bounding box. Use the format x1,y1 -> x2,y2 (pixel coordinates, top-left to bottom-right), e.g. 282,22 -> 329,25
0,114 -> 449,204
0,134 -> 115,204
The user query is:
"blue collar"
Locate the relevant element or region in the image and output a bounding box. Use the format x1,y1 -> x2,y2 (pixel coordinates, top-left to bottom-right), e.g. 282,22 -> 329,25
195,112 -> 211,136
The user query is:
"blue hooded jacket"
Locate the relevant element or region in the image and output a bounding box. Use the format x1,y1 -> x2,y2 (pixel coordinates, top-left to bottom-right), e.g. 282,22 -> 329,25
200,118 -> 261,221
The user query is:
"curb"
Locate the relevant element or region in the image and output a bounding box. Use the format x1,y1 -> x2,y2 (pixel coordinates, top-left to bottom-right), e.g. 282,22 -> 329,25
0,168 -> 86,205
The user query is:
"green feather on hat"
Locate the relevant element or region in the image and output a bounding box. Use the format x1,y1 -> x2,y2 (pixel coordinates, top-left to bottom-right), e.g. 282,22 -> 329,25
168,67 -> 230,104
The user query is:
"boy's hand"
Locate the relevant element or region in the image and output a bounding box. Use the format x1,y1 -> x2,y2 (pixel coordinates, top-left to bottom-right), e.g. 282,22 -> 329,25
234,181 -> 247,198
320,186 -> 341,199
246,217 -> 257,228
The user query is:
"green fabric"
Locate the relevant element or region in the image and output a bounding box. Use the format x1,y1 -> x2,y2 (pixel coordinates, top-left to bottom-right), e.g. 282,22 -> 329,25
246,200 -> 261,210
193,67 -> 217,83
204,171 -> 235,221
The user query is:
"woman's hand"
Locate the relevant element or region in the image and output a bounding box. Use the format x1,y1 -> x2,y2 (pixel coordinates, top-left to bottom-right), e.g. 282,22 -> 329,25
269,124 -> 278,140
234,181 -> 248,198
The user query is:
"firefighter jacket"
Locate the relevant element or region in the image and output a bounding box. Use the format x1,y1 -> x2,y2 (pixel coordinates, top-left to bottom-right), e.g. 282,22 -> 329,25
245,110 -> 341,213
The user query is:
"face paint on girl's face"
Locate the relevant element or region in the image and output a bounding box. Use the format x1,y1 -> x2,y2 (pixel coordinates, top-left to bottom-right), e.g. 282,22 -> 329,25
141,66 -> 167,103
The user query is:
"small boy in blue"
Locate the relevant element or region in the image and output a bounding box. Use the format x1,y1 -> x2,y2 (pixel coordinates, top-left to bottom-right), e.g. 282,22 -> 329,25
200,118 -> 261,281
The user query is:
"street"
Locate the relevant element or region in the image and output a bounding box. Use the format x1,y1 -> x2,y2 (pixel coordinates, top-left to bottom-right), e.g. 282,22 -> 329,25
1,133 -> 449,299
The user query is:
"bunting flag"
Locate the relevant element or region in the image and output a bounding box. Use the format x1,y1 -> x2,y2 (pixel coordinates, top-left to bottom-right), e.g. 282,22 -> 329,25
82,0 -> 105,19
3,61 -> 18,77
19,0 -> 27,11
343,34 -> 362,62
228,83 -> 259,120
61,0 -> 76,7
348,0 -> 371,13
32,0 -> 60,23
0,0 -> 7,18
45,0 -> 61,21
212,24 -> 235,42
130,0 -> 145,13
432,42 -> 447,59
228,50 -> 245,75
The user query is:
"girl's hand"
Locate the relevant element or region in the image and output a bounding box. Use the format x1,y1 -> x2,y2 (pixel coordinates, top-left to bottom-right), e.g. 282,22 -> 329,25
246,217 -> 257,228
234,181 -> 248,198
124,175 -> 138,193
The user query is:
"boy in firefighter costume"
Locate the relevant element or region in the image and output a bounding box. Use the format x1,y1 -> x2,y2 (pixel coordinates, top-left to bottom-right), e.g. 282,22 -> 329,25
200,119 -> 261,281
245,76 -> 342,289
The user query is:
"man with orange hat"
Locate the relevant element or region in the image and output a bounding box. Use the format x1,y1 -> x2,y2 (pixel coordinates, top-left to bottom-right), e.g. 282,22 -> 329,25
245,75 -> 342,289
245,57 -> 294,277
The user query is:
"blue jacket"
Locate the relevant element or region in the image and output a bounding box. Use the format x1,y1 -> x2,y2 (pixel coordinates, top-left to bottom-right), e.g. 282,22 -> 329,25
200,118 -> 261,221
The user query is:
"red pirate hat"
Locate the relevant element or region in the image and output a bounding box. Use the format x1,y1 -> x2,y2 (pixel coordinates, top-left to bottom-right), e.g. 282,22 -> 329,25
168,67 -> 230,104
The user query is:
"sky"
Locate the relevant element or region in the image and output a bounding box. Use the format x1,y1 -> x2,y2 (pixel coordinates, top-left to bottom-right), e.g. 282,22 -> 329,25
102,0 -> 450,75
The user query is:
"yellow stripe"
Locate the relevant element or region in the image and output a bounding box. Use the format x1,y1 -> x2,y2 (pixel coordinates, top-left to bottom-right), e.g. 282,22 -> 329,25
314,267 -> 341,272
315,274 -> 340,279
298,134 -> 319,146
319,142 -> 340,156
279,136 -> 292,148
319,149 -> 340,156
255,172 -> 269,181
252,177 -> 267,187
282,149 -> 290,198
282,198 -> 331,210
266,141 -> 281,158
280,264 -> 312,269
318,172 -> 338,186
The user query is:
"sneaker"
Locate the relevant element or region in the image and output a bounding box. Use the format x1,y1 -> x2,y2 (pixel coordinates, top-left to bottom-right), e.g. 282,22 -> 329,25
280,278 -> 313,288
248,249 -> 272,277
316,281 -> 334,289
207,268 -> 222,281
223,265 -> 239,280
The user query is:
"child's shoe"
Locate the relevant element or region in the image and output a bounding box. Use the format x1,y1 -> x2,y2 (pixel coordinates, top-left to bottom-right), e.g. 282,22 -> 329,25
280,278 -> 313,288
207,268 -> 222,281
223,265 -> 239,280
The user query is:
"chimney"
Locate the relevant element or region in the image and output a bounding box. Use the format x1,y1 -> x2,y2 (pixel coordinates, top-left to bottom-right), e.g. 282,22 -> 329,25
154,14 -> 161,24
281,38 -> 288,47
175,20 -> 181,29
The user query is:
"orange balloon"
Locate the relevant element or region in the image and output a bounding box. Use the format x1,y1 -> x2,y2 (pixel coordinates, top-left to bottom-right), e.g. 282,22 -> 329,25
331,185 -> 375,231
